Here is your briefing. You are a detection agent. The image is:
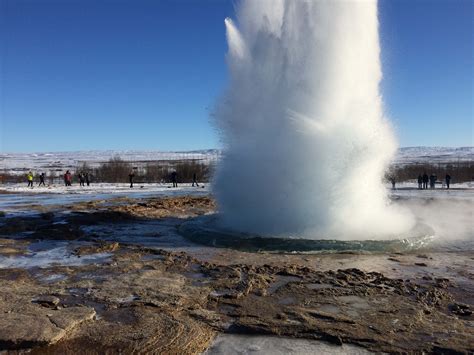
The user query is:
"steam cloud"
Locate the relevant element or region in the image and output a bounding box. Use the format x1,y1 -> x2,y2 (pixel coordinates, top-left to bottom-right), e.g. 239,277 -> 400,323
213,0 -> 415,239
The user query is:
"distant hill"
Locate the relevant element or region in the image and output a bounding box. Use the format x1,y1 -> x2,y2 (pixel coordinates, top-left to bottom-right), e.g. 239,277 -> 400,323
0,147 -> 472,175
393,147 -> 474,165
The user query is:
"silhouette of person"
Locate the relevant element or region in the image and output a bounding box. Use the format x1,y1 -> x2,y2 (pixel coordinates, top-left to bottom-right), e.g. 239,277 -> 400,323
65,171 -> 72,186
192,172 -> 199,187
38,173 -> 46,187
390,177 -> 396,189
129,170 -> 135,188
429,174 -> 436,189
422,173 -> 429,190
85,172 -> 90,186
445,174 -> 451,189
171,171 -> 178,188
417,174 -> 423,189
78,172 -> 85,187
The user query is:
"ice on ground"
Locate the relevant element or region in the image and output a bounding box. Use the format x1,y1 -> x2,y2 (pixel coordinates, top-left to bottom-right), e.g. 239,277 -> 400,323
0,183 -> 210,214
0,182 -> 210,196
0,242 -> 111,269
204,334 -> 371,355
388,181 -> 474,201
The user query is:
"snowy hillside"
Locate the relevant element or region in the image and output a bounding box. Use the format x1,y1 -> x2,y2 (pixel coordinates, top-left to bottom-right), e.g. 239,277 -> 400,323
393,147 -> 474,165
0,149 -> 220,175
0,147 -> 472,175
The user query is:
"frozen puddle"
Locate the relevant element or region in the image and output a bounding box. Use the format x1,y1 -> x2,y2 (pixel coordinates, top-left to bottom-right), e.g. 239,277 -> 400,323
204,334 -> 372,354
0,244 -> 111,269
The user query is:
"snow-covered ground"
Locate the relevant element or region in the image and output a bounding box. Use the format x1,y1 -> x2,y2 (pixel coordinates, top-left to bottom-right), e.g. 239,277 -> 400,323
387,181 -> 474,200
1,147 -> 472,175
0,182 -> 209,195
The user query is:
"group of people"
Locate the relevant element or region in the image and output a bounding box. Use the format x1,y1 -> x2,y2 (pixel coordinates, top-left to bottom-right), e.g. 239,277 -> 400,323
417,173 -> 452,189
62,170 -> 91,186
25,170 -> 91,188
76,171 -> 91,186
128,170 -> 199,189
26,171 -> 46,187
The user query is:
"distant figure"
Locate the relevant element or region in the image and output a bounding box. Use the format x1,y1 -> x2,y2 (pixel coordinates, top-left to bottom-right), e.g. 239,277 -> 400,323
445,174 -> 451,189
417,174 -> 423,189
129,170 -> 135,188
429,174 -> 436,189
64,170 -> 72,186
422,173 -> 429,190
78,172 -> 85,187
171,171 -> 178,188
389,177 -> 396,189
85,172 -> 90,186
38,173 -> 46,187
192,172 -> 199,187
27,171 -> 34,188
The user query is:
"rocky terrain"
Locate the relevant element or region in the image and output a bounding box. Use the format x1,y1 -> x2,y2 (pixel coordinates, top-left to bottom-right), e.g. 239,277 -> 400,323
0,196 -> 473,354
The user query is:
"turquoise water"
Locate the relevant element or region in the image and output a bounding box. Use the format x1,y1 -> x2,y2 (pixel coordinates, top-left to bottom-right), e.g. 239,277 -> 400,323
179,215 -> 436,253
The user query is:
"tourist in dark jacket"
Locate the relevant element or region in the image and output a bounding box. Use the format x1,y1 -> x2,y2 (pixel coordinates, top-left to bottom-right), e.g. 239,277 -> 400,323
85,172 -> 90,186
78,172 -> 85,187
38,173 -> 46,187
417,174 -> 423,189
445,174 -> 451,189
192,172 -> 199,187
129,170 -> 135,188
422,173 -> 429,190
171,171 -> 178,188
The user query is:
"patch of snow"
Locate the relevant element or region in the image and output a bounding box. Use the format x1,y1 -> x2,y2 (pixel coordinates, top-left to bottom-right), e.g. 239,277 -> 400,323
204,334 -> 371,355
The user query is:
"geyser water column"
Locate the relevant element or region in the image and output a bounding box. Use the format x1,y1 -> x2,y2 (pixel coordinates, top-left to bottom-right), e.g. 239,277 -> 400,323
213,0 -> 415,239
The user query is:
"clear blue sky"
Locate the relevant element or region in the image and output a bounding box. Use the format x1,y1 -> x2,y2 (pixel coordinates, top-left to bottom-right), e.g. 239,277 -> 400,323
1,0 -> 472,152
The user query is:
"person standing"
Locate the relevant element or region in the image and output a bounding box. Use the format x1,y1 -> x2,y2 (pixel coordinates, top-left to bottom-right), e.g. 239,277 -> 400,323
38,173 -> 46,187
85,172 -> 90,186
429,174 -> 436,189
192,172 -> 199,187
27,171 -> 34,188
422,173 -> 429,190
65,170 -> 72,186
445,174 -> 451,189
390,176 -> 396,190
417,174 -> 423,189
171,171 -> 178,188
78,172 -> 85,187
129,170 -> 135,188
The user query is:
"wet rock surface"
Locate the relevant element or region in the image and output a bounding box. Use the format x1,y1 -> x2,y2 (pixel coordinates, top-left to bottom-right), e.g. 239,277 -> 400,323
0,195 -> 472,354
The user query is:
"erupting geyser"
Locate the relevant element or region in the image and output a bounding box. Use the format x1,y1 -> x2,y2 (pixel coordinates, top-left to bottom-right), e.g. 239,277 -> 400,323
213,0 -> 415,239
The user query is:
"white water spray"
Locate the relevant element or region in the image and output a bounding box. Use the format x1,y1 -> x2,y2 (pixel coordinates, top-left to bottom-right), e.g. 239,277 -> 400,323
213,0 -> 415,239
